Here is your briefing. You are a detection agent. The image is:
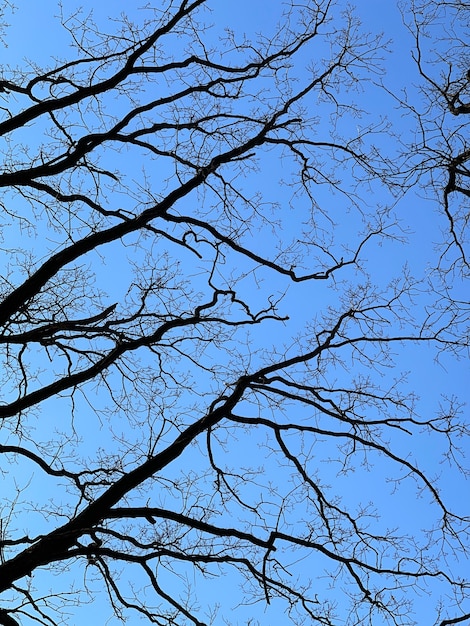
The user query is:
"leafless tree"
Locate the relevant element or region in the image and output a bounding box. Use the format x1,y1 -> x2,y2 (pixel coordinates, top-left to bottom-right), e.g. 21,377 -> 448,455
0,1 -> 468,625
405,0 -> 470,275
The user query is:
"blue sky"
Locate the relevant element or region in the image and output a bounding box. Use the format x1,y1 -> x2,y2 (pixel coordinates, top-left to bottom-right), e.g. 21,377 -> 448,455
0,1 -> 469,625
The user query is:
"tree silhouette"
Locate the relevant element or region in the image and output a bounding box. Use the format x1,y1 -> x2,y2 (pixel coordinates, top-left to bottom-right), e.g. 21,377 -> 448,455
406,0 -> 470,274
0,1 -> 468,625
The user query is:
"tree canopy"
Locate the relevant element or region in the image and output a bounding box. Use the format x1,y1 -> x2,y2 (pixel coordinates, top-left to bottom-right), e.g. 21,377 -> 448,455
0,1 -> 468,625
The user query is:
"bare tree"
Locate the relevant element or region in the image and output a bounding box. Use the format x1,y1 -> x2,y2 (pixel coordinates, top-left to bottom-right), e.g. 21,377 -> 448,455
0,1 -> 468,625
405,0 -> 470,275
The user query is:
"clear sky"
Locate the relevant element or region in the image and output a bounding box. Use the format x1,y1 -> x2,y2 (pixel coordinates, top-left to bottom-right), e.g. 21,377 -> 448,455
0,1 -> 469,625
